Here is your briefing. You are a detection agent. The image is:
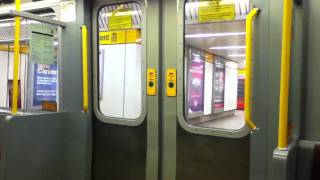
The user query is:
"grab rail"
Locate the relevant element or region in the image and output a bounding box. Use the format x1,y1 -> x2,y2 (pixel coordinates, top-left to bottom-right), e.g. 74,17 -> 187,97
245,8 -> 260,131
12,0 -> 21,115
82,25 -> 89,113
9,10 -> 67,27
278,0 -> 293,149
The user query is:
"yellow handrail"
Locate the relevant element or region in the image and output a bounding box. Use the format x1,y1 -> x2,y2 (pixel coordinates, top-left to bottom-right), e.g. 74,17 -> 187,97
12,0 -> 21,115
245,8 -> 259,131
278,0 -> 293,149
82,25 -> 89,113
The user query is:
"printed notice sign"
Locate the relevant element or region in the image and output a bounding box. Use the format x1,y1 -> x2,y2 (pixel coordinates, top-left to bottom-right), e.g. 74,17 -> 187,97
109,8 -> 133,31
198,2 -> 235,22
33,63 -> 58,107
30,32 -> 55,65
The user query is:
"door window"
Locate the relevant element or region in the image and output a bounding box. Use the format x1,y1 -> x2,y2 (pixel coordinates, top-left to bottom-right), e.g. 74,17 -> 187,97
183,0 -> 251,131
97,3 -> 143,119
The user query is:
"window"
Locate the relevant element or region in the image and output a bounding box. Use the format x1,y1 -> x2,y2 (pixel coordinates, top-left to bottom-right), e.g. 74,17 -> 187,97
183,0 -> 251,131
97,3 -> 143,119
0,12 -> 61,113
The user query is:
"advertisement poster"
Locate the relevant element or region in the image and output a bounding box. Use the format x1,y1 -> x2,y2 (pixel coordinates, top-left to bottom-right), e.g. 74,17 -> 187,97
8,80 -> 21,108
237,78 -> 245,110
214,60 -> 225,113
187,53 -> 205,113
33,63 -> 57,107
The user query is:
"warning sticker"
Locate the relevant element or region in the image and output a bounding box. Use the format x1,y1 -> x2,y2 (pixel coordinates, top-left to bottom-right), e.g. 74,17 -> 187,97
198,2 -> 235,22
109,8 -> 133,31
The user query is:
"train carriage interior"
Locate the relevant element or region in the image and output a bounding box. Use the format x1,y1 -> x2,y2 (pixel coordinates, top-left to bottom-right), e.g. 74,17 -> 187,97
0,0 -> 320,180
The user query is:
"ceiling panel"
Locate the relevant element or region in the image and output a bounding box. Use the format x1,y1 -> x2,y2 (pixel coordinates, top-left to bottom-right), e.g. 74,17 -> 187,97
185,20 -> 246,63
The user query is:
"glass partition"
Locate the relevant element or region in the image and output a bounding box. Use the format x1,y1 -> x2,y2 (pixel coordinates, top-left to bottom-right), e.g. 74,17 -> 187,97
0,12 -> 61,113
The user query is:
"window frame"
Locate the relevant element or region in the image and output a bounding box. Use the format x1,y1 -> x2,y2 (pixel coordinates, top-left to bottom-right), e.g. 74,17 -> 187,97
92,0 -> 147,126
176,0 -> 250,138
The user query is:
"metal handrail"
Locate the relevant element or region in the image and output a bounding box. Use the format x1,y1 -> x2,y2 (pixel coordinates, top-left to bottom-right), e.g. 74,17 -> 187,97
278,0 -> 293,149
245,8 -> 260,131
11,0 -> 21,115
82,25 -> 89,113
9,10 -> 67,28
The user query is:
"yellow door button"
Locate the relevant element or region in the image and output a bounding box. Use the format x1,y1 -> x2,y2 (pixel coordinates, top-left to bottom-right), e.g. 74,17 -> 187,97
147,68 -> 157,96
166,68 -> 177,97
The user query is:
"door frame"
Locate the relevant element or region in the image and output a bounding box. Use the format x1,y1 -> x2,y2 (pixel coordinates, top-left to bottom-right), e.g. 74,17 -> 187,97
92,0 -> 147,126
91,1 -> 161,180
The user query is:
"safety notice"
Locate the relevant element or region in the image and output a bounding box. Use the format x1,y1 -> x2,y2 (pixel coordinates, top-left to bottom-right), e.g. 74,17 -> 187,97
198,2 -> 235,22
109,8 -> 133,31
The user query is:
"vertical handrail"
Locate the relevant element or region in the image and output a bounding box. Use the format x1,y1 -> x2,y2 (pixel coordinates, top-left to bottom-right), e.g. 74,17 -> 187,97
12,0 -> 21,115
245,8 -> 259,131
82,25 -> 89,113
278,0 -> 293,149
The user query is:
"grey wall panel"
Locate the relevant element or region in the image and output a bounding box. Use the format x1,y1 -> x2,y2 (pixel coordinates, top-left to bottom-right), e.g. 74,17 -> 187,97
251,0 -> 305,179
0,114 -> 8,180
92,121 -> 147,180
250,0 -> 272,180
176,126 -> 250,180
0,0 -> 93,180
296,140 -> 320,180
301,0 -> 320,141
59,0 -> 93,179
0,113 -> 68,180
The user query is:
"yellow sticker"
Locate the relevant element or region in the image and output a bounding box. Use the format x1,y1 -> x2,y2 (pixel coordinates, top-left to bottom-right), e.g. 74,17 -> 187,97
147,68 -> 157,96
99,29 -> 141,45
166,68 -> 177,97
198,2 -> 235,22
109,8 -> 133,31
126,29 -> 141,44
205,53 -> 215,63
99,31 -> 126,45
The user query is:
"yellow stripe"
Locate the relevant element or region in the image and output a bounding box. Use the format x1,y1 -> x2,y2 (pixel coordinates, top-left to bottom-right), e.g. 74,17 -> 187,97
245,8 -> 259,131
82,25 -> 89,113
0,44 -> 29,54
278,0 -> 293,149
99,29 -> 141,45
12,0 -> 21,114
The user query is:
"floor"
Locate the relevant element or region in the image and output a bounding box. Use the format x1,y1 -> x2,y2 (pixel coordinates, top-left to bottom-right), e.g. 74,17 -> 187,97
198,110 -> 245,130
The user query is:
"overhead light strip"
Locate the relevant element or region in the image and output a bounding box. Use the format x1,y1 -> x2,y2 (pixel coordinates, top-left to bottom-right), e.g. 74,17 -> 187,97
185,32 -> 246,38
210,46 -> 246,50
228,54 -> 246,57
